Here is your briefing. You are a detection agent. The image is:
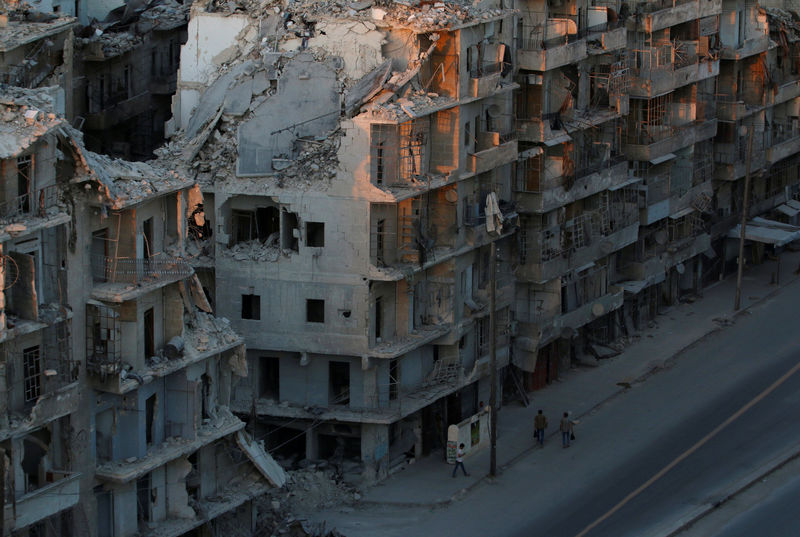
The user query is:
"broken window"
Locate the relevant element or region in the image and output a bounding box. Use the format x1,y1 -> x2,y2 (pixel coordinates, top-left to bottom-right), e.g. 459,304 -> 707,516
145,395 -> 156,446
374,296 -> 383,341
231,207 -> 279,245
328,361 -> 350,405
281,210 -> 299,252
306,299 -> 325,323
144,308 -> 154,360
241,294 -> 261,320
17,155 -> 32,213
259,356 -> 279,400
22,428 -> 50,491
87,303 -> 121,374
305,222 -> 325,247
188,203 -> 212,241
22,345 -> 41,404
389,359 -> 399,400
91,229 -> 109,282
370,124 -> 394,185
137,473 -> 152,528
142,218 -> 153,258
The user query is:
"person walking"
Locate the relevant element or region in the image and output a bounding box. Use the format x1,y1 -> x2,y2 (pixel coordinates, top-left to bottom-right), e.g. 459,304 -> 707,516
452,443 -> 470,477
534,409 -> 548,446
560,412 -> 573,448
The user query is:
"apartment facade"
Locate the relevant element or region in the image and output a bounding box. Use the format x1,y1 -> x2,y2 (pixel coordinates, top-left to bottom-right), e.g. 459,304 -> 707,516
0,87 -> 282,537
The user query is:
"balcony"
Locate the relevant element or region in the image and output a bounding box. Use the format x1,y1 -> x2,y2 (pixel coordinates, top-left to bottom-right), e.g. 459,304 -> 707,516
720,34 -> 770,61
772,78 -> 800,107
515,157 -> 629,214
517,287 -> 624,350
95,410 -> 245,483
766,122 -> 800,166
0,184 -> 69,240
625,0 -> 722,33
624,233 -> 710,282
588,25 -> 626,54
84,91 -> 151,130
714,136 -> 767,181
517,18 -> 588,72
629,51 -> 719,98
466,134 -> 517,176
517,207 -> 640,283
469,63 -> 503,99
4,471 -> 80,532
624,119 -> 717,162
91,253 -> 193,302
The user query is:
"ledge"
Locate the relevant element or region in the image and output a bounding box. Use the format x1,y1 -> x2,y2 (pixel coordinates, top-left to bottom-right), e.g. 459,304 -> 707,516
95,410 -> 245,484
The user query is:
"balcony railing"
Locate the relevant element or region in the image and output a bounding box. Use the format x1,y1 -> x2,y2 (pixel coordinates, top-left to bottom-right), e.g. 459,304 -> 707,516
91,253 -> 193,284
469,62 -> 503,79
770,120 -> 800,145
631,0 -> 696,14
0,184 -> 61,222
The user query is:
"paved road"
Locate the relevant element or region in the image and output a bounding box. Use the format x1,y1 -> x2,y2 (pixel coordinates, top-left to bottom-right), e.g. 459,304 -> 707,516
315,280 -> 800,537
675,454 -> 800,537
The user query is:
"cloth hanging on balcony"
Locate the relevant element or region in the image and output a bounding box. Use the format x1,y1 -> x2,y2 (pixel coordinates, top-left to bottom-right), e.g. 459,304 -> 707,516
485,192 -> 503,234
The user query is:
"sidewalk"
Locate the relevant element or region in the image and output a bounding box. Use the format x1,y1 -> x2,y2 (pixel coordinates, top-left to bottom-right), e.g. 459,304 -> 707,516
358,250 -> 800,508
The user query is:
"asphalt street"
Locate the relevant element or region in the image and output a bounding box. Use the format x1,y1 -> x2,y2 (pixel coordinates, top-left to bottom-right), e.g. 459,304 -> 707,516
314,279 -> 800,537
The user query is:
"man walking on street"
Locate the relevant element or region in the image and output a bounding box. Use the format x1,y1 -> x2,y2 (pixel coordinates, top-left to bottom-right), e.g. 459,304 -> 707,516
560,412 -> 573,448
452,443 -> 470,477
534,409 -> 548,446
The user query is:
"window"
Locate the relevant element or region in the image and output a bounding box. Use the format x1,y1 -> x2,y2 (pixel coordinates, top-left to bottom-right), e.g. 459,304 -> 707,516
137,474 -> 151,527
306,299 -> 325,323
259,357 -> 279,399
145,394 -> 156,445
242,294 -> 261,320
389,359 -> 399,400
22,345 -> 41,403
329,361 -> 350,405
17,155 -> 32,212
374,296 -> 383,340
306,222 -> 325,247
144,308 -> 154,360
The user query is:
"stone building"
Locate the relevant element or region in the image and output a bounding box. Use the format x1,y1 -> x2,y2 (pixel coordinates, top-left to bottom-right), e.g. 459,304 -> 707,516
163,0 -> 519,481
0,86 -> 284,537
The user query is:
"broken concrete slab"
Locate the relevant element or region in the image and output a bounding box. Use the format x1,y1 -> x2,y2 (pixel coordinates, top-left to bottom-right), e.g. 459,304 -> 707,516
345,59 -> 392,116
236,430 -> 287,487
185,61 -> 254,139
223,78 -> 254,116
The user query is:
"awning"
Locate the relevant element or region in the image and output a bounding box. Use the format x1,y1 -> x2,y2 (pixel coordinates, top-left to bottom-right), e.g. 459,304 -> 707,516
787,199 -> 800,211
669,206 -> 695,220
609,176 -> 644,191
650,153 -> 676,165
775,204 -> 800,217
727,217 -> 800,247
544,132 -> 572,146
616,280 -> 649,294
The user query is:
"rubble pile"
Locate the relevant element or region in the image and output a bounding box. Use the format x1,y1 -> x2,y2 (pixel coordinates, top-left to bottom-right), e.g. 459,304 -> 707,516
139,0 -> 191,29
184,311 -> 241,354
222,239 -> 282,262
209,0 -> 507,34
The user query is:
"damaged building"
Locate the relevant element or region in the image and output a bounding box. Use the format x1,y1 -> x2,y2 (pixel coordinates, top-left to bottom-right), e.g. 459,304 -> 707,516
162,0 -> 519,480
72,0 -> 190,160
0,87 -> 286,537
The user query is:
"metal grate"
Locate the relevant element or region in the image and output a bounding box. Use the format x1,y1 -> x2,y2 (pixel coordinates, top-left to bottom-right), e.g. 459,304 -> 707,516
23,345 -> 41,403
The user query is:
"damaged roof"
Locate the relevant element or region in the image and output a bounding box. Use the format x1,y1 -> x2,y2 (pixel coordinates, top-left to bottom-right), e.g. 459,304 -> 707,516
64,126 -> 194,209
0,87 -> 63,159
0,12 -> 77,52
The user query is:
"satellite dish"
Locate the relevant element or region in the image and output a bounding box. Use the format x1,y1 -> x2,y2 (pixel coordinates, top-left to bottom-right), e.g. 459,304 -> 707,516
591,302 -> 605,317
655,230 -> 668,245
444,189 -> 458,203
676,262 -> 686,274
1,255 -> 18,290
486,104 -> 502,117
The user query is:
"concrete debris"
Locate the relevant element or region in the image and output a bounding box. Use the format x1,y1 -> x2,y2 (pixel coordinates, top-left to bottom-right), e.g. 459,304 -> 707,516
223,239 -> 281,262
0,87 -> 63,159
183,311 -> 241,354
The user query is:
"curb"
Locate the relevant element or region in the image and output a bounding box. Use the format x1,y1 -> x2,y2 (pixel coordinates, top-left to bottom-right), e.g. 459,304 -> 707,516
358,272 -> 800,509
656,446 -> 800,537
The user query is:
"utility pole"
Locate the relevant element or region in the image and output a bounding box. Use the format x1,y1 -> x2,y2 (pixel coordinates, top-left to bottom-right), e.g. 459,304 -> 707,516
489,239 -> 497,477
734,124 -> 755,311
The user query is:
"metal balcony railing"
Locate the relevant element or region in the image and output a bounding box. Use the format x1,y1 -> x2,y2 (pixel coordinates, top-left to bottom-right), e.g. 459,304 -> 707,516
91,253 -> 192,284
0,184 -> 61,222
469,62 -> 503,79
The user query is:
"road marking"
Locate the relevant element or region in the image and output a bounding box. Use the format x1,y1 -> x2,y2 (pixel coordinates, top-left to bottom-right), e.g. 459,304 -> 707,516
573,359 -> 800,537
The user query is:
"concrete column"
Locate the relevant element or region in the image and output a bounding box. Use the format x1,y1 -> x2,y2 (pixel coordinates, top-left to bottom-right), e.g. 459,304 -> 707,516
577,63 -> 590,111
305,427 -> 319,461
360,423 -> 389,484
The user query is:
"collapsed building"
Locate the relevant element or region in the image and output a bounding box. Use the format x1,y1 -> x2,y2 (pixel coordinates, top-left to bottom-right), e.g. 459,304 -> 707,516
0,86 -> 285,537
158,0 -> 800,483
163,0 -> 519,480
72,0 -> 190,160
